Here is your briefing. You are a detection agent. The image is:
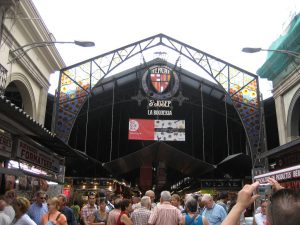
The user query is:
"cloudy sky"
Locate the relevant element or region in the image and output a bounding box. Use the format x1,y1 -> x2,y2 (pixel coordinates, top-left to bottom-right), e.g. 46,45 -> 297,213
32,0 -> 300,98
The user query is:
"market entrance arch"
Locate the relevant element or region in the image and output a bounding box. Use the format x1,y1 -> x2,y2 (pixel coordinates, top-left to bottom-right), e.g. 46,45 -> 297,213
54,34 -> 261,186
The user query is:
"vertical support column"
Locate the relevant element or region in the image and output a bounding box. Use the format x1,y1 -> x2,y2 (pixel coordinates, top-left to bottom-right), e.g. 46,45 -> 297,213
139,162 -> 152,192
36,87 -> 48,124
274,95 -> 287,145
156,162 -> 167,190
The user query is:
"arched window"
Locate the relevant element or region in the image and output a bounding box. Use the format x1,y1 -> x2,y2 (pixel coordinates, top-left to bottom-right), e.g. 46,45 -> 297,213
287,88 -> 300,140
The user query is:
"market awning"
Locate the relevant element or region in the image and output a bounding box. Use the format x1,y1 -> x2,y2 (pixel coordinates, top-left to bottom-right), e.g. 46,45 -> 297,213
103,142 -> 216,176
0,95 -> 98,160
217,153 -> 252,175
260,138 -> 300,159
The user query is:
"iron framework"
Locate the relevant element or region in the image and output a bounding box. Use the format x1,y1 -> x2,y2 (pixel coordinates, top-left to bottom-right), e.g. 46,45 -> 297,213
54,34 -> 262,164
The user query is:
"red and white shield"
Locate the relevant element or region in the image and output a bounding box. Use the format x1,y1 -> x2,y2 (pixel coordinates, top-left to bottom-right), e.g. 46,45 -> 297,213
150,73 -> 171,93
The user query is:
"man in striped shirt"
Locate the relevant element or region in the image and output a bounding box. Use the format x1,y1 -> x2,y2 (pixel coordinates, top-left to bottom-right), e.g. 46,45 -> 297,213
131,196 -> 151,225
148,191 -> 182,225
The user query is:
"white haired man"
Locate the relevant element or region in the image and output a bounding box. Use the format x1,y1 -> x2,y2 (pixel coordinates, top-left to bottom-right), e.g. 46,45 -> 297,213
131,196 -> 151,225
202,194 -> 227,225
148,191 -> 182,225
145,190 -> 156,209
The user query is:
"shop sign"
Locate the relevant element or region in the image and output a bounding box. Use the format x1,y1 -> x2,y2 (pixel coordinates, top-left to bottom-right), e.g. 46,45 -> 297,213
16,140 -> 61,173
200,179 -> 243,189
254,164 -> 300,183
0,133 -> 12,158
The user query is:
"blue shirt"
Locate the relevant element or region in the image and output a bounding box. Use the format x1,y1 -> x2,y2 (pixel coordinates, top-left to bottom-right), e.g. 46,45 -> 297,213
27,203 -> 48,225
185,214 -> 203,225
60,206 -> 76,225
203,203 -> 227,225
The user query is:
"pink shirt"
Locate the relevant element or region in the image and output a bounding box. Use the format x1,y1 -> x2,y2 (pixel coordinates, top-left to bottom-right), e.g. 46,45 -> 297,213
148,202 -> 182,225
107,209 -> 121,225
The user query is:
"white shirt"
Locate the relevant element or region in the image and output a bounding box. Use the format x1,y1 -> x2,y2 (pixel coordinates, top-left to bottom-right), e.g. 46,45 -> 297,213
4,205 -> 15,223
254,212 -> 267,225
12,213 -> 37,225
0,211 -> 10,225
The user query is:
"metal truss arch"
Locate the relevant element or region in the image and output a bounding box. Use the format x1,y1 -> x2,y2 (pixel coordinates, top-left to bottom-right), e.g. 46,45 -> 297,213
54,34 -> 261,163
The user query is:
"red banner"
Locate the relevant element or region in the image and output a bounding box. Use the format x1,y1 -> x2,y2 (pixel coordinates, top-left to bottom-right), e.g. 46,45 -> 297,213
128,119 -> 154,140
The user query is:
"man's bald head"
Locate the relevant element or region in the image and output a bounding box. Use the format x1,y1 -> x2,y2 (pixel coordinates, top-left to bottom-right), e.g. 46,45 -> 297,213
145,190 -> 155,203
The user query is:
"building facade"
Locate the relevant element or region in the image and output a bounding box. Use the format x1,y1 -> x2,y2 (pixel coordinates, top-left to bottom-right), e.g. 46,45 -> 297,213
256,13 -> 300,189
0,0 -> 64,124
258,13 -> 300,145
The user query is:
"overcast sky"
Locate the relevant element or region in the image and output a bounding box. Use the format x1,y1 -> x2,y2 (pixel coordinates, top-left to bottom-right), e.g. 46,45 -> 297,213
32,0 -> 300,98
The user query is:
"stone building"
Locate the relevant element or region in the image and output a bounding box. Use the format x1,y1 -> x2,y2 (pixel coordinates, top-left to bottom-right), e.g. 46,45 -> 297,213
0,0 -> 64,123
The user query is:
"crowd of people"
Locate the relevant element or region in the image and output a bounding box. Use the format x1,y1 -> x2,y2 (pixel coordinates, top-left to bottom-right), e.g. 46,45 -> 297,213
0,177 -> 299,225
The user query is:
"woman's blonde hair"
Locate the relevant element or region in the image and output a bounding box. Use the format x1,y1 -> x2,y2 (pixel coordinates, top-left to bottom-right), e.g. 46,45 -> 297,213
13,197 -> 30,214
48,197 -> 60,210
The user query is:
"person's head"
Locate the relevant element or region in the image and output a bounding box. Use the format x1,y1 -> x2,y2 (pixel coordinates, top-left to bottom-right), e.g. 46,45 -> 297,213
267,189 -> 300,225
114,197 -> 122,209
132,196 -> 140,204
160,191 -> 172,203
202,194 -> 214,209
35,191 -> 46,205
260,199 -> 268,215
171,194 -> 181,208
99,199 -> 106,211
88,192 -> 96,206
0,199 -> 7,211
47,197 -> 60,213
218,191 -> 228,202
185,198 -> 198,213
12,197 -> 30,218
140,196 -> 151,209
145,190 -> 155,203
57,194 -> 67,209
120,199 -> 132,213
4,190 -> 16,205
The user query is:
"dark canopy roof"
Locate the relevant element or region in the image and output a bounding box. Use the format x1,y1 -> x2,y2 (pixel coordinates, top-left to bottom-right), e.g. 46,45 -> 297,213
104,142 -> 216,176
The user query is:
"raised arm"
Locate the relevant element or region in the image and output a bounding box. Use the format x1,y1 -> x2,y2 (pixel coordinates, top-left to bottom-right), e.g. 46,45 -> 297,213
221,182 -> 259,225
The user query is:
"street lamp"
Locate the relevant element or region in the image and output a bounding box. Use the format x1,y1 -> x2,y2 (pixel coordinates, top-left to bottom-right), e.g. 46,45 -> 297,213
242,47 -> 300,59
9,40 -> 95,63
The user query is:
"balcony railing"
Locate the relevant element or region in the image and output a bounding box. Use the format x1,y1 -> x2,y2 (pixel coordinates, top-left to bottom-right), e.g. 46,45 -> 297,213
0,63 -> 8,95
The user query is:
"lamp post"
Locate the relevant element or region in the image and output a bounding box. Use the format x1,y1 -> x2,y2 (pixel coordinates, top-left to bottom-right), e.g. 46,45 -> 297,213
242,47 -> 300,59
8,40 -> 95,64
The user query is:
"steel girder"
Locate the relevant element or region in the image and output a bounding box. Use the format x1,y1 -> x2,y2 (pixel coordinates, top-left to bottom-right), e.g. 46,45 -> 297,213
54,34 -> 261,164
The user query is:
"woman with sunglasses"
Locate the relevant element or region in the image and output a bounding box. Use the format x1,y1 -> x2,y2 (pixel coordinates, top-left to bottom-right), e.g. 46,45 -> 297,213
41,197 -> 67,225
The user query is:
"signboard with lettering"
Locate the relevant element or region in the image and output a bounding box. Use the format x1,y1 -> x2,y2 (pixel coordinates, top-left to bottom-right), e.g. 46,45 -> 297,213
147,100 -> 172,116
254,164 -> 300,183
128,119 -> 185,141
0,133 -> 12,158
16,140 -> 61,173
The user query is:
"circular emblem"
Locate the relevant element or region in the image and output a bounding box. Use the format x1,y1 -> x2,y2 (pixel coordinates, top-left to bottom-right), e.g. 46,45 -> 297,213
129,120 -> 139,132
142,65 -> 179,100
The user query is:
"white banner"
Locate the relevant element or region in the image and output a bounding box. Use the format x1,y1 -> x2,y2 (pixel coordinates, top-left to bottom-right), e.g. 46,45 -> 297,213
16,140 -> 61,173
154,120 -> 185,141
